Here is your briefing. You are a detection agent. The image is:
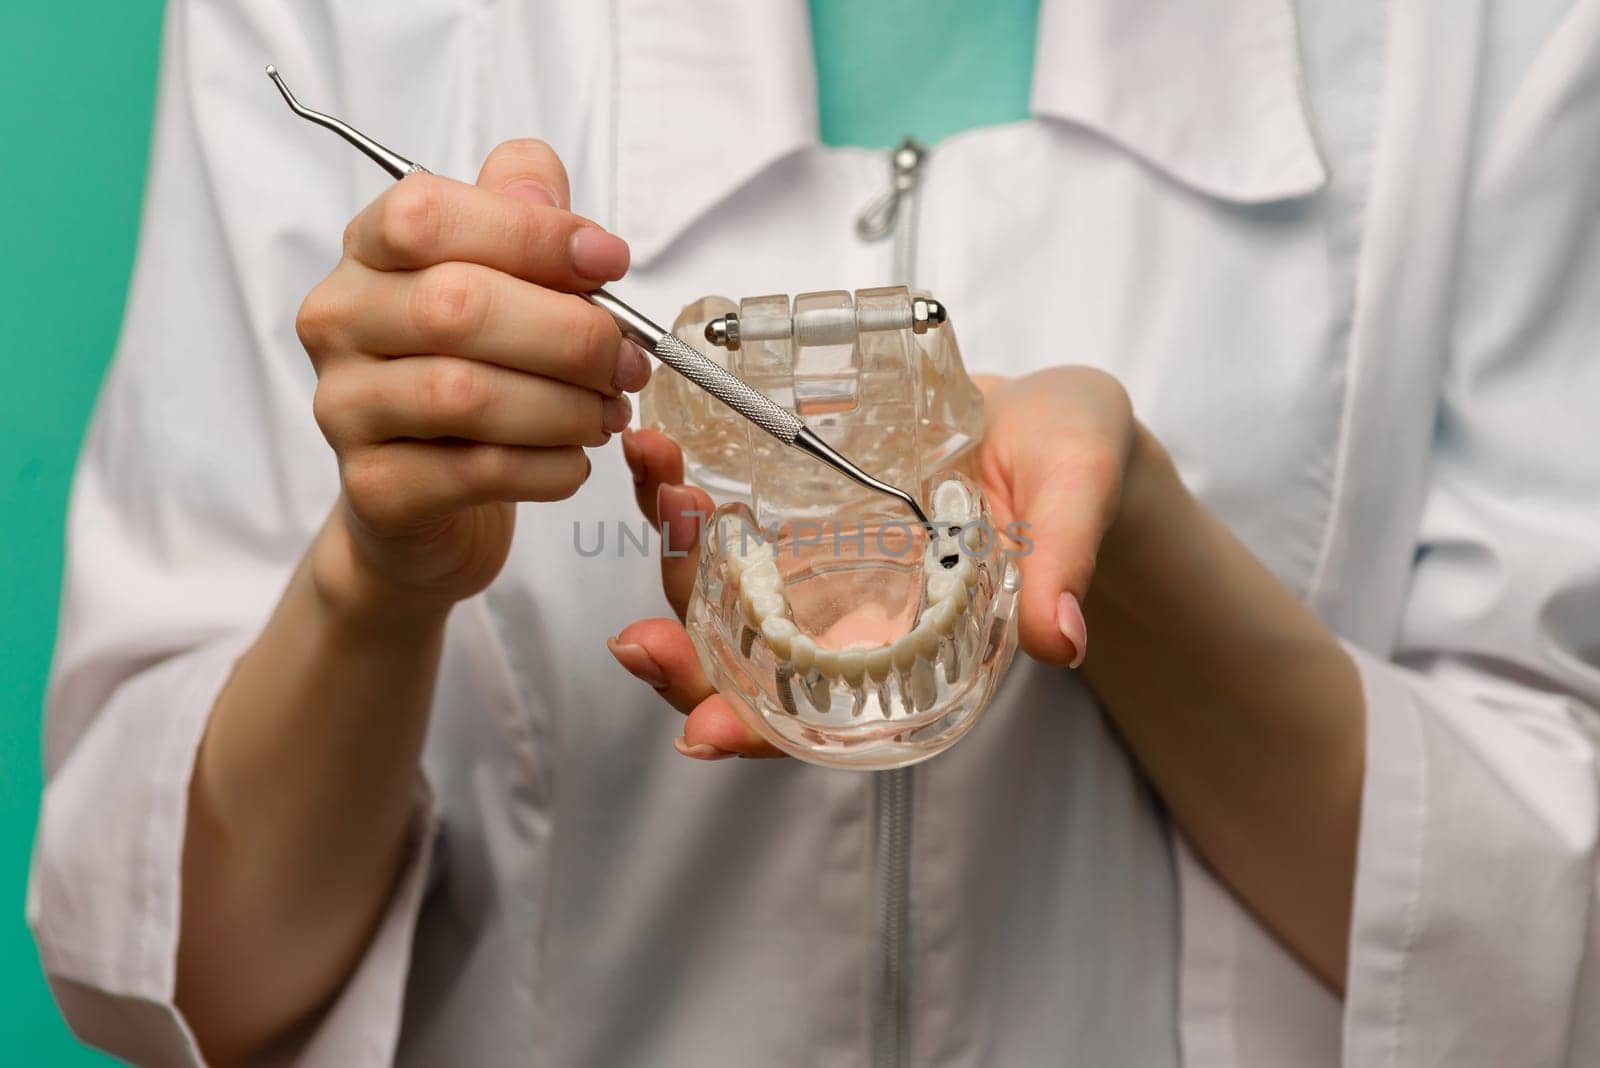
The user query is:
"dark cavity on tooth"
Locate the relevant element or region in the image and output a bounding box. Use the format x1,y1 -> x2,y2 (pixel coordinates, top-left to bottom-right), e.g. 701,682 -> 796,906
940,553 -> 960,569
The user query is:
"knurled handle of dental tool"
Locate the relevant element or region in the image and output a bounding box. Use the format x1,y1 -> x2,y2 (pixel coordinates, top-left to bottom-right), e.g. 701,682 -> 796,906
585,288 -> 806,444
650,334 -> 806,444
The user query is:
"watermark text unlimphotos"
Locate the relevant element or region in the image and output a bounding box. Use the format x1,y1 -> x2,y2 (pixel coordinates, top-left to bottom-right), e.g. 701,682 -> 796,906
572,515 -> 1035,560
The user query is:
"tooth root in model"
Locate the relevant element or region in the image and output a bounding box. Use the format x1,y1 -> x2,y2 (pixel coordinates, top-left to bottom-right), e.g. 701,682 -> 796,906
805,672 -> 832,714
941,631 -> 962,685
911,657 -> 939,712
894,668 -> 918,716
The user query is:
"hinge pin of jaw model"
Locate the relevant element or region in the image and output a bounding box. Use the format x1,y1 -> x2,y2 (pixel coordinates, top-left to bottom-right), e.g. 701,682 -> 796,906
705,297 -> 947,352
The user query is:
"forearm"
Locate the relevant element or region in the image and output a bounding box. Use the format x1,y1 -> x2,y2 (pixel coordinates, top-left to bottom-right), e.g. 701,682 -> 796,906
177,506 -> 448,1059
1083,428 -> 1365,989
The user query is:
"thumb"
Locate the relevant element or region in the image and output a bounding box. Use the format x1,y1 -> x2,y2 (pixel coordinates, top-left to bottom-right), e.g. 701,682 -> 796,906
476,137 -> 571,208
1008,454 -> 1120,669
476,138 -> 630,286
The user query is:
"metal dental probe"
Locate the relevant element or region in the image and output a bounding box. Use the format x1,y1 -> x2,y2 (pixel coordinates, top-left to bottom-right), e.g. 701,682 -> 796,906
265,65 -> 934,532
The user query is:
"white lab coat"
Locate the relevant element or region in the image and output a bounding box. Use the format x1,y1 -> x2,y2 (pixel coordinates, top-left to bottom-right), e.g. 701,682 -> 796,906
28,0 -> 1600,1065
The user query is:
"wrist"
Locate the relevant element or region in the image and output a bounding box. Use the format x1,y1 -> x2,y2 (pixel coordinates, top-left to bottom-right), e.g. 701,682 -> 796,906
1093,423 -> 1190,606
309,508 -> 454,638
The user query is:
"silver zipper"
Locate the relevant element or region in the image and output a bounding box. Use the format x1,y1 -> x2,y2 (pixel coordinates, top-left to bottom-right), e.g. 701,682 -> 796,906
869,767 -> 914,1068
854,135 -> 928,1068
855,137 -> 927,286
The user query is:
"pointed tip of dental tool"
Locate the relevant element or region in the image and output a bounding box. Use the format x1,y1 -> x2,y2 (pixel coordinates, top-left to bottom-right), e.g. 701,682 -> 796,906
889,483 -> 932,532
261,63 -> 421,181
265,64 -> 301,113
885,487 -> 933,534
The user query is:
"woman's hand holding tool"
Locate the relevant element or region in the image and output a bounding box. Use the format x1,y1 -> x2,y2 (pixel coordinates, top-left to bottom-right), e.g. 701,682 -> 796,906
297,139 -> 649,616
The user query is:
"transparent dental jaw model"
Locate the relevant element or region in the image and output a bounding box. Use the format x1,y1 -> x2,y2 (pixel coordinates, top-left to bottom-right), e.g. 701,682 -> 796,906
641,287 -> 1021,769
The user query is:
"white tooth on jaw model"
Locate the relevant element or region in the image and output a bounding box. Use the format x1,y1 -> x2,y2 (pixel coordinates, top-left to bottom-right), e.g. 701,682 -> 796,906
716,478 -> 986,701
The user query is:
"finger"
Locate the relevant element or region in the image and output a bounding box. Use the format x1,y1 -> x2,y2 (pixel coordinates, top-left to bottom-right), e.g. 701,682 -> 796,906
314,355 -> 631,450
619,427 -> 685,526
619,428 -> 698,616
656,481 -> 714,621
346,171 -> 629,288
610,620 -> 784,759
610,618 -> 709,713
628,622 -> 783,757
341,441 -> 590,532
682,695 -> 787,759
475,138 -> 571,210
337,260 -> 637,396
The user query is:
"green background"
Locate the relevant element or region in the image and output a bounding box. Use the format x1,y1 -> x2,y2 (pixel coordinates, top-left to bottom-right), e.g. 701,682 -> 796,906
0,2 -> 1036,1061
0,3 -> 164,1063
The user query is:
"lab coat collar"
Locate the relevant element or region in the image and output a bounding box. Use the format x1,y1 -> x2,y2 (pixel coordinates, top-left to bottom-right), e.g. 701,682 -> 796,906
614,0 -> 819,265
1029,0 -> 1330,204
614,0 -> 1329,265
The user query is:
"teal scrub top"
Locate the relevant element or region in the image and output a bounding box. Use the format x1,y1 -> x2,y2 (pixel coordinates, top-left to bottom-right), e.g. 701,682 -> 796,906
809,0 -> 1041,148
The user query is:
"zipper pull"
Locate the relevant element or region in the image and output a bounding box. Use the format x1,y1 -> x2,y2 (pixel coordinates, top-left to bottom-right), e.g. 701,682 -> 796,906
855,136 -> 927,242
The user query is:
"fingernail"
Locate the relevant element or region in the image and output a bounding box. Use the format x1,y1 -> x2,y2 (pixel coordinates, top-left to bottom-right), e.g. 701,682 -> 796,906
1057,592 -> 1088,669
606,637 -> 668,690
656,484 -> 702,554
674,736 -> 736,761
612,339 -> 652,394
501,178 -> 560,208
571,227 -> 631,281
619,430 -> 646,484
603,394 -> 632,434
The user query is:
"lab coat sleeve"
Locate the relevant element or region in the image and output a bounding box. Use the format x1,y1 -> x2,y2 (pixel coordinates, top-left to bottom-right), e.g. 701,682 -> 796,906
1341,12 -> 1600,1066
27,1 -> 453,1063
